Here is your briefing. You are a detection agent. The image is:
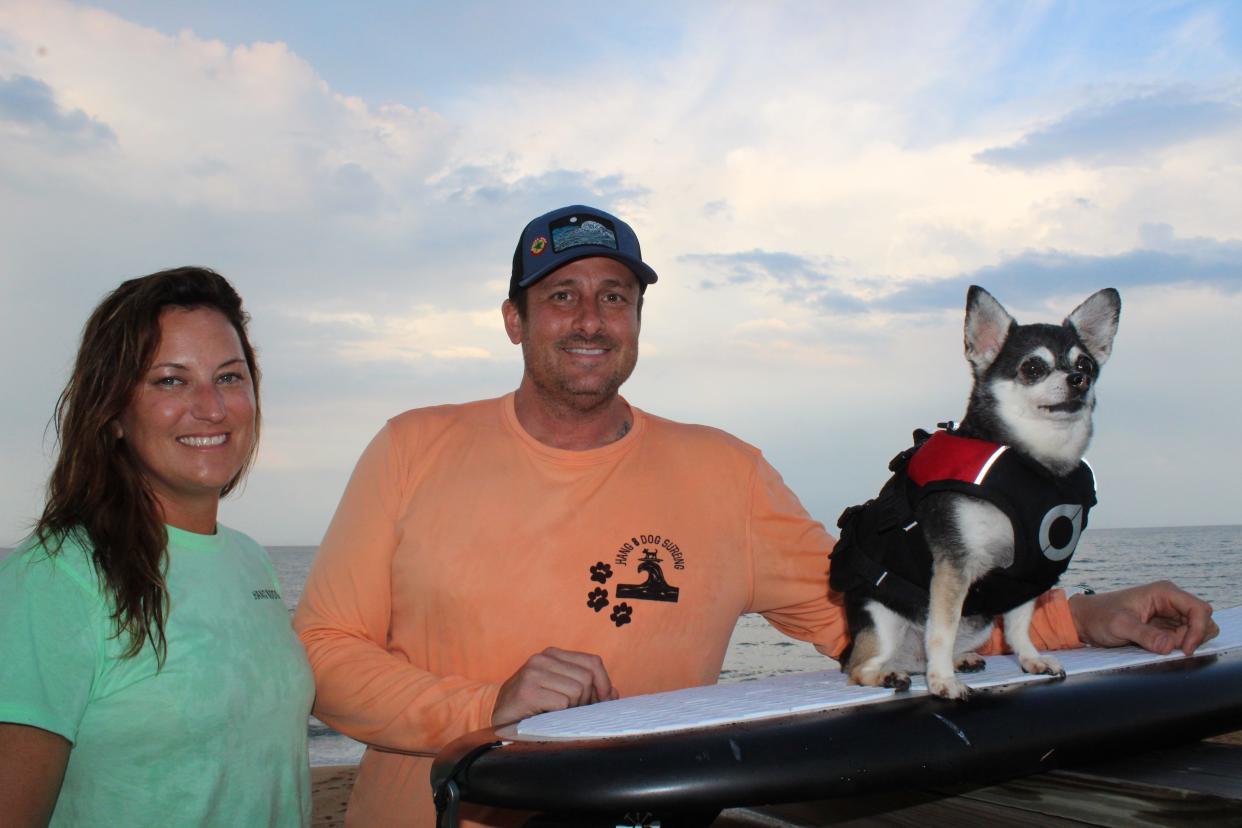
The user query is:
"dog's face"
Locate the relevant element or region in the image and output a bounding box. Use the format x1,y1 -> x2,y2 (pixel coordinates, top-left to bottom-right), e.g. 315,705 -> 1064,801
963,286 -> 1121,471
990,322 -> 1102,420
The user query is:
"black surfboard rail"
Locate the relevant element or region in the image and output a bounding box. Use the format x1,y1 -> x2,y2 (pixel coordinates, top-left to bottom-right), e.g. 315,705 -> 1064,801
431,650 -> 1242,820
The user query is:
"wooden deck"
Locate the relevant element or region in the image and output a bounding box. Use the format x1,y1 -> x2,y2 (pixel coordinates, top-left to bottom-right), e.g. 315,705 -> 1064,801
714,733 -> 1242,827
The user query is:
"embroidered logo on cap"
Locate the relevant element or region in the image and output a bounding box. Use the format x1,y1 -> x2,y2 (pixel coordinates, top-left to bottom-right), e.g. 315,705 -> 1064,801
551,214 -> 618,253
530,236 -> 548,256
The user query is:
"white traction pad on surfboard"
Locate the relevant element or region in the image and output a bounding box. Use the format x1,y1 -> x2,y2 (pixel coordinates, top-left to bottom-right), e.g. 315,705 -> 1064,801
514,605 -> 1242,740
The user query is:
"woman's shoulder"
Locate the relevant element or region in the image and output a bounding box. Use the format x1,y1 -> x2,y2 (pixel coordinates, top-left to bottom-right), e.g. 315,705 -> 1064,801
0,529 -> 100,596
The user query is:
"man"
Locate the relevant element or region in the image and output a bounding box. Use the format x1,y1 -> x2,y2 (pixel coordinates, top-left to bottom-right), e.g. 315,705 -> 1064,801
294,204 -> 1215,828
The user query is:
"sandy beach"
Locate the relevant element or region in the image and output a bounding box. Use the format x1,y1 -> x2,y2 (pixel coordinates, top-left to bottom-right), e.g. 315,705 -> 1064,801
311,766 -> 357,828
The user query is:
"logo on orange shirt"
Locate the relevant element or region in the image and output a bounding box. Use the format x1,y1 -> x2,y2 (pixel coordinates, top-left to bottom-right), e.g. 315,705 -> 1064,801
586,534 -> 685,627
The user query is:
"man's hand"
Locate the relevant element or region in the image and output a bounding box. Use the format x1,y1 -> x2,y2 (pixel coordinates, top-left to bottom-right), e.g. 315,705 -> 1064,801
491,647 -> 618,726
1068,580 -> 1217,655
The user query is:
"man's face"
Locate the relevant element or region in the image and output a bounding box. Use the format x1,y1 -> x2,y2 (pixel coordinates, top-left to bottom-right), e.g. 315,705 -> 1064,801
503,256 -> 641,412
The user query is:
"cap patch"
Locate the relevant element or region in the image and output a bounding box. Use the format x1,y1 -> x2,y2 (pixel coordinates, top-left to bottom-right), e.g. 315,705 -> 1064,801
551,214 -> 618,254
530,236 -> 548,256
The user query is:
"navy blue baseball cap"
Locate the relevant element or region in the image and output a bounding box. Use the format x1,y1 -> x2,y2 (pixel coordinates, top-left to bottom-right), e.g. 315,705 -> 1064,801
510,204 -> 659,300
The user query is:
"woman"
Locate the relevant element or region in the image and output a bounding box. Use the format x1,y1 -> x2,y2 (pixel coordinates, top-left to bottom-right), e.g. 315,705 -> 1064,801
0,267 -> 313,827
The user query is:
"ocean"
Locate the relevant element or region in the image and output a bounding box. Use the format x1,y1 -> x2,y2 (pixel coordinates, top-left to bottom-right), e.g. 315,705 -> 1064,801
7,525 -> 1242,766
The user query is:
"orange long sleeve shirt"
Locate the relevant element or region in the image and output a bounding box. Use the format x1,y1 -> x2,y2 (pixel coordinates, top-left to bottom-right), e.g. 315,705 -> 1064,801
294,394 -> 1080,826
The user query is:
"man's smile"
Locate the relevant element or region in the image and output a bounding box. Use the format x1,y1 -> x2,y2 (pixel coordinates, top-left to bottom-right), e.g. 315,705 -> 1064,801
561,337 -> 614,358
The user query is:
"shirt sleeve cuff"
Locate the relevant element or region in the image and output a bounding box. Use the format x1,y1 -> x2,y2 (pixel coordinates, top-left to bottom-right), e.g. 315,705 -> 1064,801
1030,588 -> 1084,650
978,588 -> 1083,654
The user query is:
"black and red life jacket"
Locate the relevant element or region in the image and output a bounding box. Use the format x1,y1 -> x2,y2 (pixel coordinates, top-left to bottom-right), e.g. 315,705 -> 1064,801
829,427 -> 1097,618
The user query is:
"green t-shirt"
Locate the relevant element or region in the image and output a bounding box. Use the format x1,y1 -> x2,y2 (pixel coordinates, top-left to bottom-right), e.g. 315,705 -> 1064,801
0,524 -> 314,827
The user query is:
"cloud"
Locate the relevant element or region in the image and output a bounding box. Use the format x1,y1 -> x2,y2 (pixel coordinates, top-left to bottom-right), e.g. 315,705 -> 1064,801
4,1 -> 1242,542
0,3 -> 453,215
877,230 -> 1242,313
679,224 -> 1242,322
975,88 -> 1242,168
432,164 -> 651,210
0,73 -> 115,148
682,249 -> 868,313
283,305 -> 503,365
320,162 -> 386,215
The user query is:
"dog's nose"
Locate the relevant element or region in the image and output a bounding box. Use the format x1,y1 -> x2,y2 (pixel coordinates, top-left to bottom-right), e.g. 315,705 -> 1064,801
1067,372 -> 1089,390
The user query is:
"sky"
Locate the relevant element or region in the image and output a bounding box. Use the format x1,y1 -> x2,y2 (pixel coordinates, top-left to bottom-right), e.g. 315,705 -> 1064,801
1,0 -> 1240,546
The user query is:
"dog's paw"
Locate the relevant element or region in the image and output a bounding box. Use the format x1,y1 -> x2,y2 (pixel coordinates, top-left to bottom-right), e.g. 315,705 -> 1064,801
955,652 -> 986,673
1020,654 -> 1066,678
849,666 -> 912,692
882,671 -> 912,692
928,672 -> 972,701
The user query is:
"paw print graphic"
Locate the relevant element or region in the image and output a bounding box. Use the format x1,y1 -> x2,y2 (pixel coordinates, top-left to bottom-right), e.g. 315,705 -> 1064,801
610,602 -> 633,628
587,587 -> 609,613
589,562 -> 613,584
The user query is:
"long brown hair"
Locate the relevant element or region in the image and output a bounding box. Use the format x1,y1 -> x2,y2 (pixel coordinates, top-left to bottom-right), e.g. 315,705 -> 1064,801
36,267 -> 261,664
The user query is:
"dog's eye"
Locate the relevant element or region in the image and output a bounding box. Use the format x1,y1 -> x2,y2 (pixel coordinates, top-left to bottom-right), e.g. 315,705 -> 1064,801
1074,355 -> 1096,375
1020,358 -> 1049,381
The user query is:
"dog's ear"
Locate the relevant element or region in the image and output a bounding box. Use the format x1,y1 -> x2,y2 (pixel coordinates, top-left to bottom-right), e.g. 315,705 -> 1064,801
964,285 -> 1014,374
1065,288 -> 1121,366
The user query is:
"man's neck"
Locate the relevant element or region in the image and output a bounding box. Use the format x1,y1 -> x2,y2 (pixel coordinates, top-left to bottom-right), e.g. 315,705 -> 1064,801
512,381 -> 633,451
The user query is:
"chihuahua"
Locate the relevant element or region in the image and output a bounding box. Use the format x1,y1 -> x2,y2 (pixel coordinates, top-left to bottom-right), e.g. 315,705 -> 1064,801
830,285 -> 1120,699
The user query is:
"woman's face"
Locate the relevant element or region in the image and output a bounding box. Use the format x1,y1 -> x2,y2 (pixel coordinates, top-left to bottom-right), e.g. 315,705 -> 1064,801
116,307 -> 256,531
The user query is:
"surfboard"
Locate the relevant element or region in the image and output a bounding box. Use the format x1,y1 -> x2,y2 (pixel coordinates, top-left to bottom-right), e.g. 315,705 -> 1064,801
431,605 -> 1242,822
